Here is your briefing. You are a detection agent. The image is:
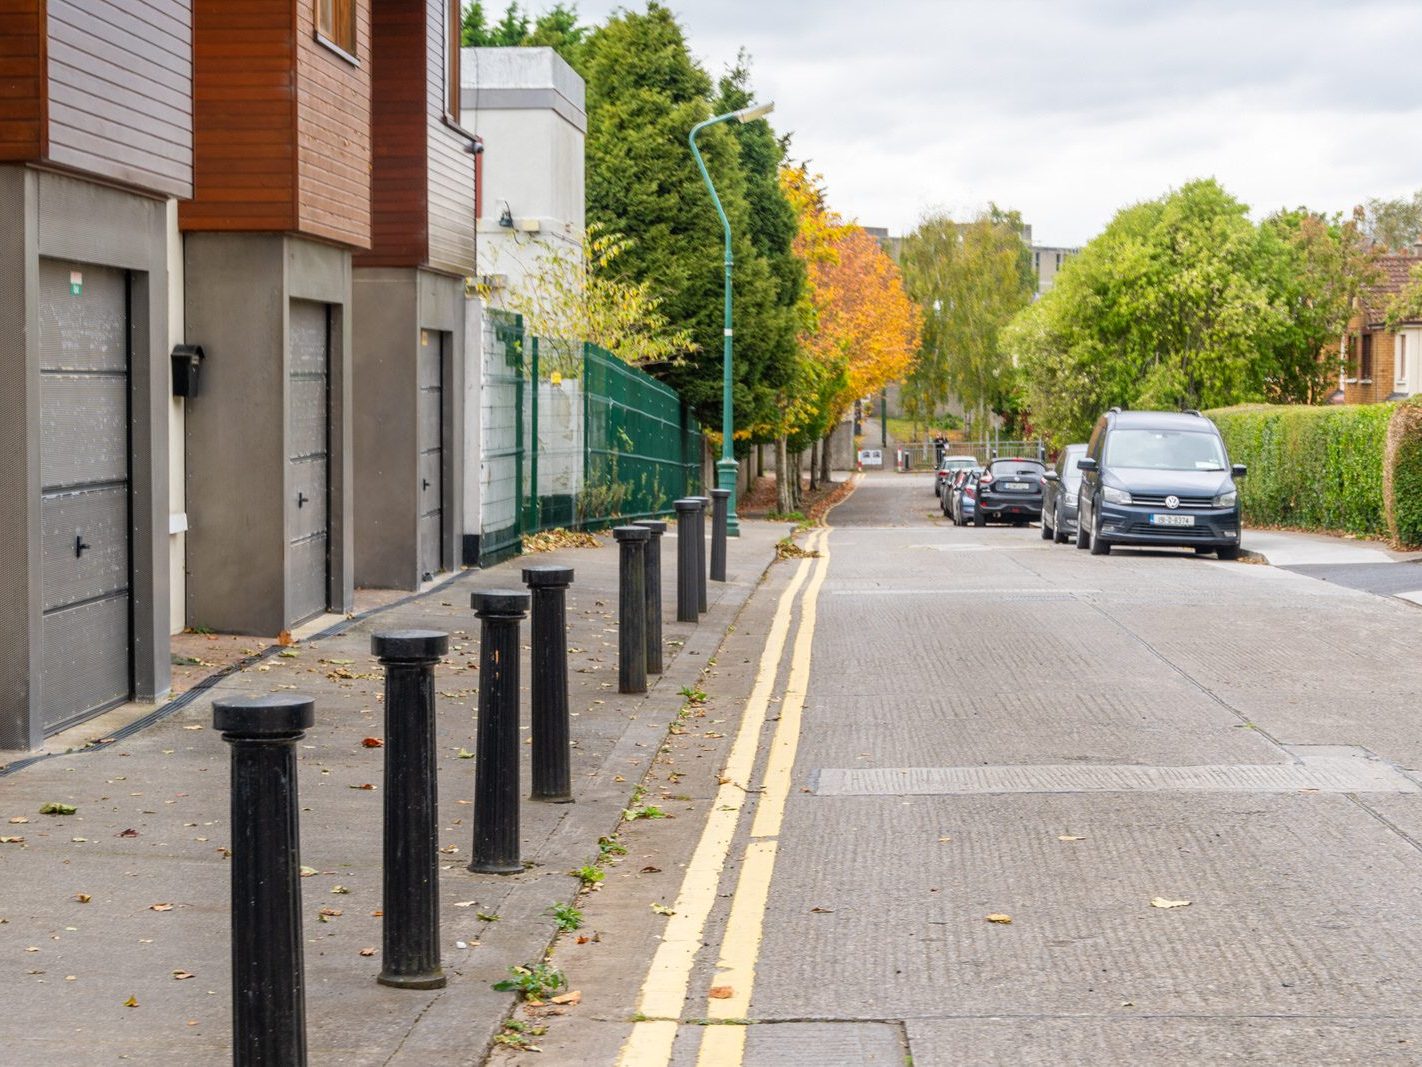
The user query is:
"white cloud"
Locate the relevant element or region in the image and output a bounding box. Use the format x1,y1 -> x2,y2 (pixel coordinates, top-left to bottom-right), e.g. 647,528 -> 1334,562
573,0 -> 1422,243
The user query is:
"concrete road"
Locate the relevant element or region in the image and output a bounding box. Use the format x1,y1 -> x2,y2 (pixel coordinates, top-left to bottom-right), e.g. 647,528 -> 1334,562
497,472 -> 1422,1066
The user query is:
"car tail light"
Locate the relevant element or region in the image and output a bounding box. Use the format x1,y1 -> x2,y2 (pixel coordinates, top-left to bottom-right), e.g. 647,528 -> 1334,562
965,487 -> 976,498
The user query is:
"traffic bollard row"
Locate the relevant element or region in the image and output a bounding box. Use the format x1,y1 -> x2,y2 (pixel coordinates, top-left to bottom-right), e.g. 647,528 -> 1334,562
372,630 -> 449,991
710,488 -> 729,582
693,495 -> 709,613
469,589 -> 530,875
613,525 -> 649,695
674,497 -> 700,622
633,519 -> 666,675
523,565 -> 575,803
216,694 -> 315,1067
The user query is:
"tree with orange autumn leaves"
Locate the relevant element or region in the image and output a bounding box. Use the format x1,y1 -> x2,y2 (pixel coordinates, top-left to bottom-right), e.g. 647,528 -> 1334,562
774,164 -> 921,508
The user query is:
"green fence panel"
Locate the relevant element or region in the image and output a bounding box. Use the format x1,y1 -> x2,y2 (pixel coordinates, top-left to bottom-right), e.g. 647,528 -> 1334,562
581,344 -> 702,529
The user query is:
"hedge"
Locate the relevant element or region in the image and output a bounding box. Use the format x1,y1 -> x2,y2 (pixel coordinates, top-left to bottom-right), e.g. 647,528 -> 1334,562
1206,400 -> 1422,547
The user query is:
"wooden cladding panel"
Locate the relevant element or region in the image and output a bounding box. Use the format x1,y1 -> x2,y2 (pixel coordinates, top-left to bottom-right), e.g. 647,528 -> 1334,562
46,0 -> 193,197
295,0 -> 371,248
425,0 -> 474,274
356,0 -> 428,267
0,3 -> 45,161
181,0 -> 296,233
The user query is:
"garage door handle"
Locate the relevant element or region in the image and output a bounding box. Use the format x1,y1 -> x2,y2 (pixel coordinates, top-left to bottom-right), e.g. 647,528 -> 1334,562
422,478 -> 431,491
297,492 -> 309,509
75,534 -> 91,558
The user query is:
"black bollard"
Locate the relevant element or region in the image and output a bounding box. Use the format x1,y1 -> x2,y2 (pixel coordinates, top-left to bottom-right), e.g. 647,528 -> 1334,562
215,694 -> 315,1067
469,589 -> 530,875
692,496 -> 709,612
521,565 -> 575,803
709,488 -> 729,583
633,520 -> 666,674
673,499 -> 699,623
612,525 -> 649,694
372,630 -> 449,990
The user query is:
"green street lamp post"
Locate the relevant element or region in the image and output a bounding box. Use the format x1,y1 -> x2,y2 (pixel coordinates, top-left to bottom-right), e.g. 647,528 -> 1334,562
688,101 -> 773,537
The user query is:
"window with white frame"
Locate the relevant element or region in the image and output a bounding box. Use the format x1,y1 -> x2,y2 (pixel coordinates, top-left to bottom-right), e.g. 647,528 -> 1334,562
1399,333 -> 1409,391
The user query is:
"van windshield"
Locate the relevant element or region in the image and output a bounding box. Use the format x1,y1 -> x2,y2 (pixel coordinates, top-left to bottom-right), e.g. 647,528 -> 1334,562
1104,429 -> 1226,471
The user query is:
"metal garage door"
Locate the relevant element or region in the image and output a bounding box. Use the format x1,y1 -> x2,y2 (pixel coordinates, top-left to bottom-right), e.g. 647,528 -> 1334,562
418,329 -> 444,582
288,300 -> 330,625
37,259 -> 131,732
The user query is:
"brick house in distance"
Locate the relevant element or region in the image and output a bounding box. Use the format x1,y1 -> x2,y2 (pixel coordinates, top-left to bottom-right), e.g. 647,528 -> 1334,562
1338,254 -> 1422,404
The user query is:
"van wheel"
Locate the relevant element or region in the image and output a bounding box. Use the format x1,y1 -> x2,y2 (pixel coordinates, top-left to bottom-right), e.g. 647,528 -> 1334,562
1053,507 -> 1069,544
1216,544 -> 1242,561
1089,511 -> 1111,555
1075,513 -> 1091,550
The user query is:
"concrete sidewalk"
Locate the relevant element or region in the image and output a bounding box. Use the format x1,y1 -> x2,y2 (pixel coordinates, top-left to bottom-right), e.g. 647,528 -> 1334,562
0,519 -> 788,1065
1243,527 -> 1422,605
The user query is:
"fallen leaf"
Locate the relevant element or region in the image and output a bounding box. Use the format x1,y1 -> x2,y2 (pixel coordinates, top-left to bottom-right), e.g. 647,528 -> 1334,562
575,935 -> 591,944
123,995 -> 139,1008
639,866 -> 662,874
1058,835 -> 1086,842
810,906 -> 834,914
299,866 -> 318,878
331,885 -> 350,895
439,845 -> 459,854
985,914 -> 1013,924
708,986 -> 733,999
0,836 -> 24,844
149,903 -> 174,912
172,970 -> 195,980
456,748 -> 476,759
938,836 -> 953,842
452,900 -> 479,908
350,784 -> 376,791
359,947 -> 376,957
9,816 -> 29,824
117,828 -> 140,838
318,907 -> 343,919
1150,897 -> 1191,909
361,738 -> 384,749
277,630 -> 294,647
550,991 -> 582,1005
74,893 -> 91,904
650,903 -> 675,916
39,802 -> 77,816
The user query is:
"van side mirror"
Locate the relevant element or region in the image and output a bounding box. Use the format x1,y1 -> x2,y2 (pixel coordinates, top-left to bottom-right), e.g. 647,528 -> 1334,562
1077,457 -> 1098,472
1043,471 -> 1060,482
1232,463 -> 1247,478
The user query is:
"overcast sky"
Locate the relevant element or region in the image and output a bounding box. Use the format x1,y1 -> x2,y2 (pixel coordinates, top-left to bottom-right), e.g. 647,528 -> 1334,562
575,0 -> 1422,246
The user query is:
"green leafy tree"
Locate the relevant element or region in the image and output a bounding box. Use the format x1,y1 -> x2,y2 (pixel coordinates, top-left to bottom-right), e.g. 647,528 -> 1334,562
461,2 -> 529,46
899,207 -> 1034,434
463,1 -> 587,69
1362,191 -> 1422,252
581,4 -> 785,444
1007,179 -> 1375,445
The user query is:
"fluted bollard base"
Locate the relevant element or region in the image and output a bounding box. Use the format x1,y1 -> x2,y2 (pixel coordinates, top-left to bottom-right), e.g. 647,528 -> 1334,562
710,488 -> 729,582
522,565 -> 575,803
215,694 -> 315,1067
613,526 -> 649,695
674,498 -> 699,623
373,630 -> 449,990
470,589 -> 530,875
633,520 -> 666,674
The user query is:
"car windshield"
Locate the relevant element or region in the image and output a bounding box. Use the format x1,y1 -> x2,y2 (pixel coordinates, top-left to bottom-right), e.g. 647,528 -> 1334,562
1061,448 -> 1086,488
1104,429 -> 1226,471
989,461 -> 1044,477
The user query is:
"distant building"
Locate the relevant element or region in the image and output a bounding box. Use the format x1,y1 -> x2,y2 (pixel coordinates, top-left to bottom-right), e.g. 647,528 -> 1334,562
1031,245 -> 1080,296
1336,254 -> 1422,404
863,225 -> 903,262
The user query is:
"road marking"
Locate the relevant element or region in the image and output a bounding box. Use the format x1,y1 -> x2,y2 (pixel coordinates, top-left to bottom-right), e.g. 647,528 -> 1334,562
615,528 -> 826,1067
694,522 -> 832,1065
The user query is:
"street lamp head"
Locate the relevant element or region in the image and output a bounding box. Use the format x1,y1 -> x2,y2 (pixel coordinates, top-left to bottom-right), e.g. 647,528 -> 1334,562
734,102 -> 775,124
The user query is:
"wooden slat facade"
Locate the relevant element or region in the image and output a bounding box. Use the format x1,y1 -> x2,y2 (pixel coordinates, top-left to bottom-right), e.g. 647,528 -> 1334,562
355,0 -> 473,274
182,0 -> 371,249
0,3 -> 46,162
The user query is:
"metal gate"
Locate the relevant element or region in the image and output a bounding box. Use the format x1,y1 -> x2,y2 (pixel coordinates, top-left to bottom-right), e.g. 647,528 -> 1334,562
418,329 -> 444,581
288,300 -> 330,624
37,259 -> 131,732
479,311 -> 525,565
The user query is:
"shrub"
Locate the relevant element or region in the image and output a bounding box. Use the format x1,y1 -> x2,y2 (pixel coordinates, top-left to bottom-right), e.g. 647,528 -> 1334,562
1208,400 -> 1422,547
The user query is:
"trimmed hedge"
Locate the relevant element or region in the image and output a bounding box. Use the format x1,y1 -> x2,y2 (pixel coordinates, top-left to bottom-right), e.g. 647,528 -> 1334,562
1206,400 -> 1422,546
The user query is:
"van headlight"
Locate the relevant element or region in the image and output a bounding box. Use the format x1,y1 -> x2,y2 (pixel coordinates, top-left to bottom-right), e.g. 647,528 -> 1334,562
1214,490 -> 1237,508
1102,486 -> 1132,505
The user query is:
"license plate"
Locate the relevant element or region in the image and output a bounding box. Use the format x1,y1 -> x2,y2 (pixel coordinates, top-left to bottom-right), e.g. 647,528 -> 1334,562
1150,514 -> 1195,527
1006,481 -> 1029,491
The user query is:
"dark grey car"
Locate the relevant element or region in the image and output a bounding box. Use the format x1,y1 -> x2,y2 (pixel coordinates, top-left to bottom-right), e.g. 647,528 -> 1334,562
1041,443 -> 1087,543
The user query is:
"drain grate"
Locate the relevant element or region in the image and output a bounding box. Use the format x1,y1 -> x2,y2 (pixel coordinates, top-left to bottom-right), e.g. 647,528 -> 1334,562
811,752 -> 1419,796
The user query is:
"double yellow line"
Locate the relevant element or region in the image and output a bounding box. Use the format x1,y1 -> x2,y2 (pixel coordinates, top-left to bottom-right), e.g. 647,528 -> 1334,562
617,526 -> 832,1067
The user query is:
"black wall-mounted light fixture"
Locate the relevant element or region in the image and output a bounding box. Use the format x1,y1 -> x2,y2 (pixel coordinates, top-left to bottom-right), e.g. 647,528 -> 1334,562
171,343 -> 204,398
498,202 -> 514,228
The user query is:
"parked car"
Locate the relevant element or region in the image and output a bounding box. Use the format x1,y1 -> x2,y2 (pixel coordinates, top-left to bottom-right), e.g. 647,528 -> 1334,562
952,471 -> 980,526
1041,443 -> 1088,543
942,468 -> 976,521
1075,409 -> 1246,558
934,453 -> 978,496
973,458 -> 1046,526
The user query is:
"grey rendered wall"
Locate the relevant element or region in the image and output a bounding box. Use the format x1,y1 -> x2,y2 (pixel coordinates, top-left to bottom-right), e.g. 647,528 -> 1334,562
0,167 -> 172,750
185,233 -> 354,636
352,267 -> 465,589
